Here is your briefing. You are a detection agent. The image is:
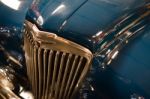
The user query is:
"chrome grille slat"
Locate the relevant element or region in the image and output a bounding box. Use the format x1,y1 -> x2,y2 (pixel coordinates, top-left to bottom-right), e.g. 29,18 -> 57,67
38,48 -> 42,98
24,21 -> 93,99
27,32 -> 32,85
46,50 -> 53,99
59,54 -> 73,99
67,57 -> 84,98
54,53 -> 66,99
49,51 -> 60,98
63,55 -> 79,99
33,47 -> 38,98
31,44 -> 34,95
42,49 -> 48,98
0,93 -> 6,99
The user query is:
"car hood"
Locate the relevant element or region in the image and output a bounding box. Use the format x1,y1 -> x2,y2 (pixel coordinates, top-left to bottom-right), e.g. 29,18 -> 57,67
27,0 -> 146,52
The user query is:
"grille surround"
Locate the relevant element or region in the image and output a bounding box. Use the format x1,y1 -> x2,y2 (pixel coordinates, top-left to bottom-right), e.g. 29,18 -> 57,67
24,21 -> 93,99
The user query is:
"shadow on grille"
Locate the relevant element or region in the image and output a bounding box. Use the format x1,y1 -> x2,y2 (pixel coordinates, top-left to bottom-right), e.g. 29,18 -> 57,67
24,21 -> 93,99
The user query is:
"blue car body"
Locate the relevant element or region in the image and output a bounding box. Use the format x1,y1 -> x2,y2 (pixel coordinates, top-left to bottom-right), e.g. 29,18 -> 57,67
0,0 -> 150,98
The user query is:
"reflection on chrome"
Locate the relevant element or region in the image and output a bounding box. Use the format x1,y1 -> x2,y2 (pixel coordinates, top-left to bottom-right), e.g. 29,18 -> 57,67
24,21 -> 93,99
111,50 -> 119,59
93,5 -> 150,68
0,68 -> 20,99
37,15 -> 44,25
92,31 -> 103,38
20,90 -> 34,99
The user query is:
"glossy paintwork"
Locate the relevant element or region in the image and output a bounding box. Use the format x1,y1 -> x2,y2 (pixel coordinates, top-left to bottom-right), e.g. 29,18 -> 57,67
0,0 -> 32,27
93,5 -> 150,68
27,0 -> 146,52
88,26 -> 150,98
23,0 -> 150,98
0,0 -> 150,99
110,26 -> 150,97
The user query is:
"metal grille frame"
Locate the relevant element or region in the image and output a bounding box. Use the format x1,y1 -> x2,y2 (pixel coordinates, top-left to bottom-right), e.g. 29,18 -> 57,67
24,21 -> 93,99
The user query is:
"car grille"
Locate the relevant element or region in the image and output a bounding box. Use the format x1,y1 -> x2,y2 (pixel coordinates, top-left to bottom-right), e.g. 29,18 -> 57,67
24,21 -> 93,99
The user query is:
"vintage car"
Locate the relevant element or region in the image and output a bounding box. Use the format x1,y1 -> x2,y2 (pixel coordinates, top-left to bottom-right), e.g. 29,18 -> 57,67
0,0 -> 150,99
